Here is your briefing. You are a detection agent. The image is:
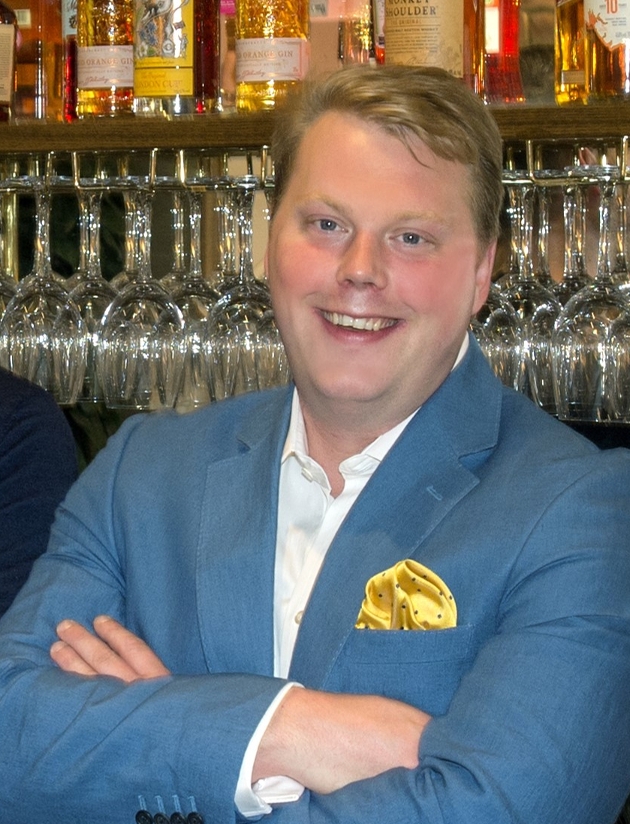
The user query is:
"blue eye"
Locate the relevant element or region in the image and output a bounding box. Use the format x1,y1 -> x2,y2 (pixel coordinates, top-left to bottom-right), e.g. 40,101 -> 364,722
402,232 -> 421,245
318,219 -> 338,231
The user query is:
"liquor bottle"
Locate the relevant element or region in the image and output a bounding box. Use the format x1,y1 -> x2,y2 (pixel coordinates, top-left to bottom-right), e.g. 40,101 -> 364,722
234,0 -> 310,112
555,0 -> 587,104
12,0 -> 63,118
339,0 -> 374,65
0,0 -> 18,121
371,0 -> 384,63
484,0 -> 524,103
76,0 -> 134,116
383,0 -> 484,97
219,0 -> 236,109
42,0 -> 63,118
585,0 -> 630,100
13,0 -> 41,116
133,0 -> 220,116
62,0 -> 77,119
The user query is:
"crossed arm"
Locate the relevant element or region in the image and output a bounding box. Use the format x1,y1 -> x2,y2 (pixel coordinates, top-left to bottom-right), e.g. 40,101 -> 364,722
51,616 -> 430,795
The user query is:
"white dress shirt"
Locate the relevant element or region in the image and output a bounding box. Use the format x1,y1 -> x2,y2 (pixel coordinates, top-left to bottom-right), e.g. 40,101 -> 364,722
235,336 -> 469,816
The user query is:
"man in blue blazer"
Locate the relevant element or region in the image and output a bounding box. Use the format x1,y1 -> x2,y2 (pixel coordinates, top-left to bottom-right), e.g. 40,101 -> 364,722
1,66 -> 630,824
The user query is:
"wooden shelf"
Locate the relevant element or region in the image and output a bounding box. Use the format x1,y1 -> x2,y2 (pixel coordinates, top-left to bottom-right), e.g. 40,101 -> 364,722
2,103 -> 630,153
0,110 -> 277,152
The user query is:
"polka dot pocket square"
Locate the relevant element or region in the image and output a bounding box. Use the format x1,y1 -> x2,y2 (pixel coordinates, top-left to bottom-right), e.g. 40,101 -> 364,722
355,559 -> 457,630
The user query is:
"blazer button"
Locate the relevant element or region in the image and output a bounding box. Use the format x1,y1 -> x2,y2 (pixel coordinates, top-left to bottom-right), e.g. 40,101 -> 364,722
170,814 -> 186,824
187,814 -> 204,824
153,815 -> 169,824
135,812 -> 153,824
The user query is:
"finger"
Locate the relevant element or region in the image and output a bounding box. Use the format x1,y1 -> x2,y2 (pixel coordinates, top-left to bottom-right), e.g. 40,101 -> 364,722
50,639 -> 98,677
93,615 -> 171,680
55,619 -> 140,683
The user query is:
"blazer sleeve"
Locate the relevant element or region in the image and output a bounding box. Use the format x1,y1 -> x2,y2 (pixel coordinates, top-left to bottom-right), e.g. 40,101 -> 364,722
270,448 -> 630,824
0,412 -> 287,824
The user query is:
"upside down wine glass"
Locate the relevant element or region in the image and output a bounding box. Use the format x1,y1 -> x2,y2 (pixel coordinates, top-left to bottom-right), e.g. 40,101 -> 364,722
206,171 -> 288,398
97,159 -> 185,411
552,166 -> 629,422
0,154 -> 86,405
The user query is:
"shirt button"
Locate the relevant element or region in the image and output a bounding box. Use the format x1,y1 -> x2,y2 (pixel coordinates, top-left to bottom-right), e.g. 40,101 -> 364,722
294,610 -> 304,625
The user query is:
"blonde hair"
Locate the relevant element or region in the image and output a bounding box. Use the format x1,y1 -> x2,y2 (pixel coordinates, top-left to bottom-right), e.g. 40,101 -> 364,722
271,65 -> 504,249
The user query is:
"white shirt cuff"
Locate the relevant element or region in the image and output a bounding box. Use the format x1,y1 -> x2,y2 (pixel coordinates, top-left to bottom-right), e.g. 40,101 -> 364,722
234,682 -> 305,818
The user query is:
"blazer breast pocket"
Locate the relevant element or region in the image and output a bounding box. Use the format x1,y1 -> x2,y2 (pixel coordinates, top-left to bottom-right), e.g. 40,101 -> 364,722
324,624 -> 477,717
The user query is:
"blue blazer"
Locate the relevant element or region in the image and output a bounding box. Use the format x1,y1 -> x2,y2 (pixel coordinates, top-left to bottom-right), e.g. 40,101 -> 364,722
1,339 -> 630,824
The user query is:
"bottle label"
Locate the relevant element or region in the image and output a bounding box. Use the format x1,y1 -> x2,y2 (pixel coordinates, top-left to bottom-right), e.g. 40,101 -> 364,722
0,24 -> 15,104
77,45 -> 134,88
62,0 -> 77,38
133,0 -> 194,96
587,1 -> 630,46
13,7 -> 31,28
384,0 -> 464,76
235,37 -> 309,82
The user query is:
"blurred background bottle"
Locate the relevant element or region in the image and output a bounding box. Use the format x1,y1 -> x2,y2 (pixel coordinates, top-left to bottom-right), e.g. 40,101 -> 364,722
12,0 -> 62,118
383,0 -> 485,97
62,0 -> 77,119
234,0 -> 310,111
371,0 -> 384,63
0,0 -> 18,121
338,0 -> 374,65
555,0 -> 587,103
585,0 -> 630,100
76,0 -> 134,116
484,0 -> 525,102
133,0 -> 219,116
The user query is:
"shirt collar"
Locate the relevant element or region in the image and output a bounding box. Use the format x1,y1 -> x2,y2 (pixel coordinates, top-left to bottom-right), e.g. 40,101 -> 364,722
281,333 -> 469,469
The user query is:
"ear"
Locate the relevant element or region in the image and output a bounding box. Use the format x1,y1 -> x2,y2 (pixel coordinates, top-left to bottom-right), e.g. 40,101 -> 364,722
471,240 -> 497,315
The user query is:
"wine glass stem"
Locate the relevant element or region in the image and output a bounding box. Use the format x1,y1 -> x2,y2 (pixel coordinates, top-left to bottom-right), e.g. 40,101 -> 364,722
236,184 -> 256,285
597,180 -> 615,282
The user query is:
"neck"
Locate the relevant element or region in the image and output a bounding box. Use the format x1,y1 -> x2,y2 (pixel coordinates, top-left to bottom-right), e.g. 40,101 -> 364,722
299,397 -> 410,498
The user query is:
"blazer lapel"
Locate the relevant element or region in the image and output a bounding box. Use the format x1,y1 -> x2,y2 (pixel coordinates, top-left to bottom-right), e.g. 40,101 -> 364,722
195,389 -> 292,677
289,340 -> 503,687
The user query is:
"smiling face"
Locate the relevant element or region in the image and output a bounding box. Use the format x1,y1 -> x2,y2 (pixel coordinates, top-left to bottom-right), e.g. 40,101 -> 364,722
266,111 -> 496,439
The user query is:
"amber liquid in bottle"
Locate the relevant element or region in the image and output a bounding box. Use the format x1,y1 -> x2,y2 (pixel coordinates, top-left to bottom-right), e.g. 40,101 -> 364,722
235,0 -> 310,112
133,0 -> 219,116
384,0 -> 484,97
0,0 -> 18,121
76,0 -> 134,116
586,0 -> 630,99
555,0 -> 587,104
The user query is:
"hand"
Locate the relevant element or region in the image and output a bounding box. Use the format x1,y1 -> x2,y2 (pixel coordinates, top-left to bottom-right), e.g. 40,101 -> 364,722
50,615 -> 170,683
253,686 -> 431,794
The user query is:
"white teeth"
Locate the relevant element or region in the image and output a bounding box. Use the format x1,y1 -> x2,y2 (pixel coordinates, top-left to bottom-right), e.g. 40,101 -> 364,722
324,312 -> 396,332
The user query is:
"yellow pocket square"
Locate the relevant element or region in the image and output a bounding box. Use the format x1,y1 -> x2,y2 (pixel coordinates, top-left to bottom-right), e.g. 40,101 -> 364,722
355,559 -> 457,630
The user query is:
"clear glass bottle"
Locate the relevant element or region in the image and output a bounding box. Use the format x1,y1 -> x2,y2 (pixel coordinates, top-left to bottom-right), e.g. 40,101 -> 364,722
484,0 -> 524,103
234,0 -> 310,112
133,0 -> 220,116
383,0 -> 484,97
555,0 -> 587,104
0,0 -> 18,121
76,0 -> 134,116
585,0 -> 630,100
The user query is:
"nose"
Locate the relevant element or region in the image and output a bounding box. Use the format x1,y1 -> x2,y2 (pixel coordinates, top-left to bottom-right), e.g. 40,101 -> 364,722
336,232 -> 387,288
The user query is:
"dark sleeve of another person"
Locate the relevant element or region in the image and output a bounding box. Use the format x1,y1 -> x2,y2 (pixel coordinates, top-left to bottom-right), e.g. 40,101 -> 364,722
0,371 -> 78,617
